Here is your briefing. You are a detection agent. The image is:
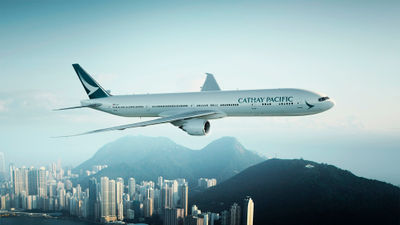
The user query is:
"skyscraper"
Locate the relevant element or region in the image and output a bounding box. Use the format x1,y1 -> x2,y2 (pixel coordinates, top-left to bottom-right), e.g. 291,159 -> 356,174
242,197 -> 254,225
9,164 -> 15,184
162,183 -> 173,209
48,180 -> 57,198
58,188 -> 66,210
116,178 -> 124,221
180,183 -> 188,217
128,178 -> 135,199
28,168 -> 39,195
88,177 -> 97,219
144,198 -> 154,217
38,167 -> 47,198
13,167 -> 28,196
164,208 -> 184,225
12,167 -> 28,208
230,203 -> 241,225
100,177 -> 109,218
109,179 -> 116,217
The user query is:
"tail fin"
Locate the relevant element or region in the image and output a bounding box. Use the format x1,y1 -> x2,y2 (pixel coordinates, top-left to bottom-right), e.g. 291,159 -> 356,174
201,73 -> 221,91
72,64 -> 111,99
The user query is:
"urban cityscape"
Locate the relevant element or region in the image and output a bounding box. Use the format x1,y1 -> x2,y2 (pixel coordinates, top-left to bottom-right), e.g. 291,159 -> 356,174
0,152 -> 254,225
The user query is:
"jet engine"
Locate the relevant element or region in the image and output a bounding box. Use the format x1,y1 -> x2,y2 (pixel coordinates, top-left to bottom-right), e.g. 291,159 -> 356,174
177,119 -> 210,136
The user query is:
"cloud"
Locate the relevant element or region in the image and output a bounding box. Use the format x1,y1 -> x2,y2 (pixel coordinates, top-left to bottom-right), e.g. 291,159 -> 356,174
0,100 -> 8,112
0,90 -> 63,117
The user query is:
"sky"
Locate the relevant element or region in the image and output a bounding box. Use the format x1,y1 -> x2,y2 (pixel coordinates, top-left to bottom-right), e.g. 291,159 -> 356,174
0,0 -> 399,185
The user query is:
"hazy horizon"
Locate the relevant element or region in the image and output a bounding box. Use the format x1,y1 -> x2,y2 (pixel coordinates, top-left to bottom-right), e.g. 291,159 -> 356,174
1,1 -> 399,185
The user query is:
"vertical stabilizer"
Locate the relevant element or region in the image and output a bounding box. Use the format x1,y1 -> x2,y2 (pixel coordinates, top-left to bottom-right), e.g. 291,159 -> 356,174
72,64 -> 111,99
201,73 -> 221,91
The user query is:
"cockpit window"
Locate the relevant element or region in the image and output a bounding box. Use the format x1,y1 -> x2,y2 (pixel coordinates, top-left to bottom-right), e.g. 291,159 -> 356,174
318,96 -> 330,102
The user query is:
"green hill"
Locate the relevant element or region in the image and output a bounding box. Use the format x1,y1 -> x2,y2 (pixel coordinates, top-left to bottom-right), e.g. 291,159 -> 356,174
191,159 -> 400,225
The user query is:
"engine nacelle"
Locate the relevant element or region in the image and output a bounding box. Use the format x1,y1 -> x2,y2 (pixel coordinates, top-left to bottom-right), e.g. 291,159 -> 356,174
178,119 -> 210,136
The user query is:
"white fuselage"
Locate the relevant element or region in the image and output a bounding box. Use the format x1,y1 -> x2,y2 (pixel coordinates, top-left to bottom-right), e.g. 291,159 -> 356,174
81,88 -> 335,118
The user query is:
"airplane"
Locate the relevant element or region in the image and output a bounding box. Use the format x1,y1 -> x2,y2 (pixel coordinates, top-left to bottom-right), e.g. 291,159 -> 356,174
56,64 -> 335,136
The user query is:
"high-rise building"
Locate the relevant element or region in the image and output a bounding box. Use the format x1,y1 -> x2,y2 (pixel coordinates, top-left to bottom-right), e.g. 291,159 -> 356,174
12,167 -> 29,208
171,180 -> 179,207
122,194 -> 130,218
180,183 -> 188,217
50,162 -> 57,180
163,180 -> 179,207
164,208 -> 184,225
132,200 -> 143,218
88,177 -> 97,219
48,180 -> 57,198
184,215 -> 204,225
100,177 -> 110,218
99,177 -> 117,223
230,203 -> 241,225
109,179 -> 116,217
192,205 -> 201,216
28,168 -> 39,195
201,213 -> 209,225
116,178 -> 124,221
158,176 -> 163,189
144,198 -> 153,217
197,178 -> 217,189
9,164 -> 16,184
128,178 -> 135,199
242,197 -> 254,225
13,167 -> 28,196
162,183 -> 173,209
209,212 -> 219,225
58,188 -> 66,210
38,167 -> 47,198
65,179 -> 73,191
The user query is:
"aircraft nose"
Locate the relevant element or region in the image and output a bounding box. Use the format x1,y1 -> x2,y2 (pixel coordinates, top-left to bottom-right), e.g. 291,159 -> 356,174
326,99 -> 335,110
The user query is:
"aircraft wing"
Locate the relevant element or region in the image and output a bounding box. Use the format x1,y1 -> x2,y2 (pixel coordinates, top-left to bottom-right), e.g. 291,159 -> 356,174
55,110 -> 219,137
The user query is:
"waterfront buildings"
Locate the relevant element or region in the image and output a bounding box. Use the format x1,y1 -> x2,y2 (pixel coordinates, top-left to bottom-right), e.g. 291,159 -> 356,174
0,164 -> 253,225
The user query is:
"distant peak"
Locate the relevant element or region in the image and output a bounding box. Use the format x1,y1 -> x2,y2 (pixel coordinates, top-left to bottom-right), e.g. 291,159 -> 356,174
202,136 -> 246,153
213,136 -> 240,144
208,136 -> 241,147
112,135 -> 175,144
218,136 -> 239,142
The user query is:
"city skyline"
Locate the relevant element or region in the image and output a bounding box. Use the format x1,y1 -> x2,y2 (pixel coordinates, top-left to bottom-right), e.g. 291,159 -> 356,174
1,156 -> 398,225
0,162 -> 239,225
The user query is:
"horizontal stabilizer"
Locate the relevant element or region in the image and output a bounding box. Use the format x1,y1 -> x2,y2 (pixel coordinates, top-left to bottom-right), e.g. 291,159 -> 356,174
53,103 -> 101,111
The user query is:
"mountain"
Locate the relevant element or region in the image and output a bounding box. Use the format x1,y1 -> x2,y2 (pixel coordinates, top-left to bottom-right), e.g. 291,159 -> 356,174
74,136 -> 265,186
190,159 -> 400,225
